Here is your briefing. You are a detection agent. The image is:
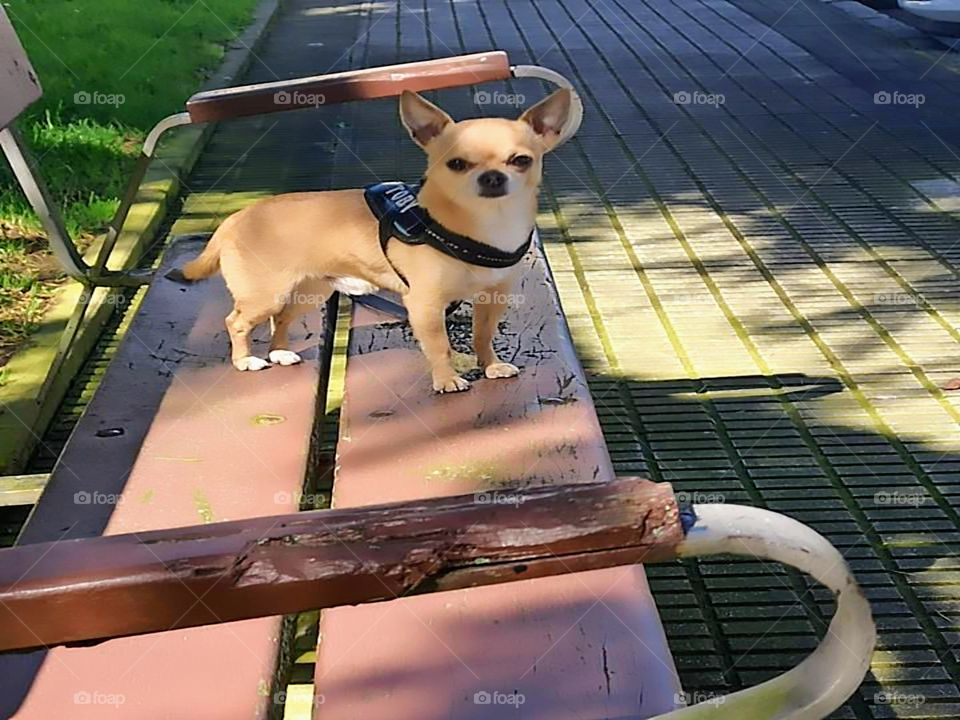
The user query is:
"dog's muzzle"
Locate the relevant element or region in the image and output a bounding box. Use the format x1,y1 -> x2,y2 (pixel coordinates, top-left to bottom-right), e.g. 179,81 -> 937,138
477,170 -> 508,198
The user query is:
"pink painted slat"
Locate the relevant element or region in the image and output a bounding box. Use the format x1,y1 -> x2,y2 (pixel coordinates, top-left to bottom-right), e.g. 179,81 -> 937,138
0,236 -> 331,719
314,246 -> 681,719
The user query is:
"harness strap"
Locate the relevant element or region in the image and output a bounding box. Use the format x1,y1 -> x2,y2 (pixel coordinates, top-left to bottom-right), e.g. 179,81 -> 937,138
365,182 -> 533,269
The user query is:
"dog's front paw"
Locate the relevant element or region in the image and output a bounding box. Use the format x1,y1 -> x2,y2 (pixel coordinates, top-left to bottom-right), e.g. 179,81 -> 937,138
485,362 -> 519,379
234,356 -> 271,371
433,374 -> 470,393
268,349 -> 302,366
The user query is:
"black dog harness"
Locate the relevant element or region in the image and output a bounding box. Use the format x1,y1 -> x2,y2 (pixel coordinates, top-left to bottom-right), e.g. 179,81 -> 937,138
364,182 -> 533,269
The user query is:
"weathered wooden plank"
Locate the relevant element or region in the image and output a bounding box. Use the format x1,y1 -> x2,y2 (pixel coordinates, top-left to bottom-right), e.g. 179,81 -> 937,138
314,242 -> 682,719
0,477 -> 680,652
0,236 -> 334,719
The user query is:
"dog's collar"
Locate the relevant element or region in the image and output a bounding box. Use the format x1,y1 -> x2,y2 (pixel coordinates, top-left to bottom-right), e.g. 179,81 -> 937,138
364,181 -> 533,269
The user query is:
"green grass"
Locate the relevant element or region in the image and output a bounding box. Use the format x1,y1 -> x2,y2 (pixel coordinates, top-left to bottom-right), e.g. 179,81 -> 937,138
0,0 -> 260,362
0,234 -> 56,366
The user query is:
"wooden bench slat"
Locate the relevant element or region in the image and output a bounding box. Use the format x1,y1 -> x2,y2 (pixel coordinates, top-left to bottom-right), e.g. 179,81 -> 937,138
0,236 -> 333,719
314,244 -> 681,719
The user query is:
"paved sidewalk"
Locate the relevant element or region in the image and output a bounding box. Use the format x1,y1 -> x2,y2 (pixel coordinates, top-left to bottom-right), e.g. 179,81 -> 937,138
110,0 -> 960,717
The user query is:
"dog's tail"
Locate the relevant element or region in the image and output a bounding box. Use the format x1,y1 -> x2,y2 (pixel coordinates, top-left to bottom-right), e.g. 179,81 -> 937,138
180,233 -> 223,281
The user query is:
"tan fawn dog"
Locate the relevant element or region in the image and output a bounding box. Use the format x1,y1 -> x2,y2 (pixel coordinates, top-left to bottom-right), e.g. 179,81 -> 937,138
180,88 -> 571,392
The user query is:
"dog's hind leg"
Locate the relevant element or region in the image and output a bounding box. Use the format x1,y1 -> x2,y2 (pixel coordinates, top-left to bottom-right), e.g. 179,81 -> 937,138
268,277 -> 334,366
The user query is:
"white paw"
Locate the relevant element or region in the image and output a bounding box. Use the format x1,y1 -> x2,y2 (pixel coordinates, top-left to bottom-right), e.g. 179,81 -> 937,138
485,362 -> 519,379
234,356 -> 271,372
433,375 -> 471,393
330,276 -> 380,296
268,349 -> 303,366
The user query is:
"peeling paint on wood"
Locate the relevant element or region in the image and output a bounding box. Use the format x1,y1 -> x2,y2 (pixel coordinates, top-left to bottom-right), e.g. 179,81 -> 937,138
0,477 -> 680,651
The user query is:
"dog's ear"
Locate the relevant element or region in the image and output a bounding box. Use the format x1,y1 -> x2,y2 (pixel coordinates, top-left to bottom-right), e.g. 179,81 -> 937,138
400,91 -> 453,148
519,88 -> 572,152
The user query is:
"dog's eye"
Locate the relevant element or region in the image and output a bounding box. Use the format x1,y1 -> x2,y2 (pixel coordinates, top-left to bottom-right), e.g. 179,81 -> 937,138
446,158 -> 469,172
508,154 -> 534,169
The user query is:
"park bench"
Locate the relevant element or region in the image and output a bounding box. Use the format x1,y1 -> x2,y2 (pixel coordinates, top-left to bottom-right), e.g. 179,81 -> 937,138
0,7 -> 874,719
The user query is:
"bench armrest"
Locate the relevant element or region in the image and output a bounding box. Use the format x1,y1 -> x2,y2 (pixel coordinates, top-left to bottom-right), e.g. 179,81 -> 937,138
185,51 -> 512,122
0,5 -> 42,130
653,504 -> 875,720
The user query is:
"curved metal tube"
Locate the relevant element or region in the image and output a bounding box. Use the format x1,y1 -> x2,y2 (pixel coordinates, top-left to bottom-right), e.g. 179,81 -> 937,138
653,504 -> 875,720
89,112 -> 193,285
511,64 -> 584,145
142,112 -> 192,157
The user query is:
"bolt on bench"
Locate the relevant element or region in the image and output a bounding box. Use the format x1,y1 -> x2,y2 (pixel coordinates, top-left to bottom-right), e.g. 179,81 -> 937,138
0,7 -> 874,719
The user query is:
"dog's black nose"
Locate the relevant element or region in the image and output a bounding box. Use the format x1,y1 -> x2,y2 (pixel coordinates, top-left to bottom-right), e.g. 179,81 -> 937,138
477,170 -> 508,195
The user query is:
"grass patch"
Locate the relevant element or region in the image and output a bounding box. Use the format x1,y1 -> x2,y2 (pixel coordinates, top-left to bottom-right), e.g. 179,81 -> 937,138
0,234 -> 60,366
0,0 -> 260,362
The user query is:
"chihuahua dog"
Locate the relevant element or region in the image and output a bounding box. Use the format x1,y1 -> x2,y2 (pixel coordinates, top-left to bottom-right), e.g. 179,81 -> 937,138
180,87 -> 571,392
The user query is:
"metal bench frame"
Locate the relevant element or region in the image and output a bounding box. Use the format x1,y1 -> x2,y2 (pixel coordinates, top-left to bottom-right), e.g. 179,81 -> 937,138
0,10 -> 874,716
